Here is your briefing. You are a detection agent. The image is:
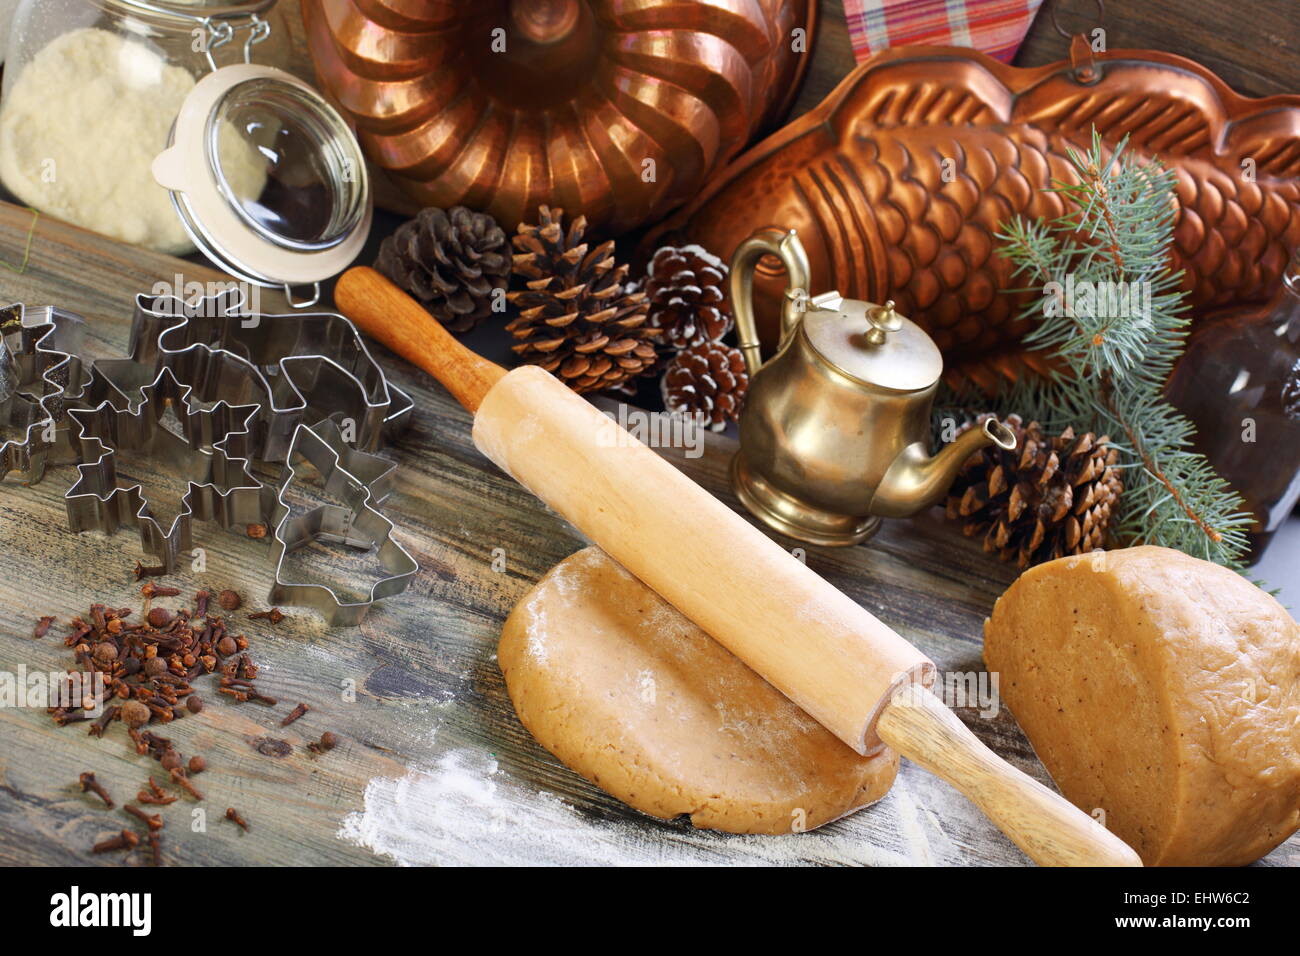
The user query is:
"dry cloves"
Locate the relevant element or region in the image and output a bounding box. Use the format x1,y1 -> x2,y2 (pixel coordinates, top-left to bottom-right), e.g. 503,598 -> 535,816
88,706 -> 118,738
124,804 -> 163,831
79,772 -> 114,808
47,583 -> 266,757
308,731 -> 340,755
169,767 -> 203,800
281,702 -> 309,727
225,807 -> 249,831
137,775 -> 178,806
92,829 -> 139,854
140,582 -> 181,599
133,561 -> 167,580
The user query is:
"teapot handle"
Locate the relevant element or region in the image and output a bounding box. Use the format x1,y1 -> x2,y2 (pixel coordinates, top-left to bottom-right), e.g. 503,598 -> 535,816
729,228 -> 811,378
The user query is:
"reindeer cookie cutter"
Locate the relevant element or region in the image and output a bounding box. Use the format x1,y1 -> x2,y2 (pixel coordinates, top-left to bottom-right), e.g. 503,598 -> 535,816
99,290 -> 414,464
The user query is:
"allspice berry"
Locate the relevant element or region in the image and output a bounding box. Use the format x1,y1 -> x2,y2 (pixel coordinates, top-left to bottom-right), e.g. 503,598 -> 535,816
143,657 -> 168,678
188,756 -> 205,774
218,589 -> 242,611
186,695 -> 203,714
320,732 -> 339,750
120,700 -> 150,728
217,636 -> 238,657
147,607 -> 172,628
92,643 -> 118,664
160,750 -> 181,771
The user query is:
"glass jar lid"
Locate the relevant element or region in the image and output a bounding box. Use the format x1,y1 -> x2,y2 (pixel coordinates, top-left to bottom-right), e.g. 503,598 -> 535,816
152,64 -> 371,308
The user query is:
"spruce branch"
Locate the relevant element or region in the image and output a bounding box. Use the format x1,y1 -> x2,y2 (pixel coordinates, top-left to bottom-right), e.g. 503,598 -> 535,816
949,127 -> 1253,567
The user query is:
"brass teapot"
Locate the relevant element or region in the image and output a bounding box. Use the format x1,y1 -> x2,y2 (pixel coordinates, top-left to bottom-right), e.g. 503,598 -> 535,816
730,228 -> 1016,546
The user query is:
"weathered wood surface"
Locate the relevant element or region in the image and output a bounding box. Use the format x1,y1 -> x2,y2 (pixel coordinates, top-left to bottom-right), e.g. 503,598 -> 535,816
1018,0 -> 1299,99
1,203 -> 1296,867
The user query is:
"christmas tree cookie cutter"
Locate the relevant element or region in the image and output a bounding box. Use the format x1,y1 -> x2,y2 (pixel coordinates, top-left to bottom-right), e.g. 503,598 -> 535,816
65,366 -> 265,572
101,289 -> 414,464
0,303 -> 89,483
268,417 -> 417,626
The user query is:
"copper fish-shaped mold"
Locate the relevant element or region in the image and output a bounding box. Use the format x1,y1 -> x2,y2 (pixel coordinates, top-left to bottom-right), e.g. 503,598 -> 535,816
650,43 -> 1300,389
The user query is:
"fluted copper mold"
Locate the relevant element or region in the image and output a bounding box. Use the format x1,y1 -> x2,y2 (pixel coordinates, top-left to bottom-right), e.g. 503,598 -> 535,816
301,0 -> 816,235
649,43 -> 1300,389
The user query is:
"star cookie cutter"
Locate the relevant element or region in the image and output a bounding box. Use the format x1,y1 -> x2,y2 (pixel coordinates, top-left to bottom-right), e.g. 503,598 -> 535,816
268,417 -> 418,626
65,366 -> 264,572
0,303 -> 89,483
102,289 -> 414,464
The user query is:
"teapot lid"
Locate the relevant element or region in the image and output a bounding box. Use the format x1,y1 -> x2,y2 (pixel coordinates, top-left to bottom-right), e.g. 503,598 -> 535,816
801,295 -> 943,392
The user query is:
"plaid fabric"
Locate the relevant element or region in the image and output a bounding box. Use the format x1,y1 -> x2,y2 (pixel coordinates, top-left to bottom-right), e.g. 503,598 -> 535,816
843,0 -> 1044,63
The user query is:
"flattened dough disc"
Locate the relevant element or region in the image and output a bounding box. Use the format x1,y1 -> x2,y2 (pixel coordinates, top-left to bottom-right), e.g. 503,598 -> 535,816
499,547 -> 898,835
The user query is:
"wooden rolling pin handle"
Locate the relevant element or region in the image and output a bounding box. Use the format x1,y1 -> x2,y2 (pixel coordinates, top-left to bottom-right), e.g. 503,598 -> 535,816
334,266 -> 505,413
877,684 -> 1142,867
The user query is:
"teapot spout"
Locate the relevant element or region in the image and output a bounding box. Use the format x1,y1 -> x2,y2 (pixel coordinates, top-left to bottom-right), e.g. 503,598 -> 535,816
869,417 -> 1017,519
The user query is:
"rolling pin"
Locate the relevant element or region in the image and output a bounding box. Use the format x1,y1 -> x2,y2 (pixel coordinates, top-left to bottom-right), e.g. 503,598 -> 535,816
335,266 -> 1141,867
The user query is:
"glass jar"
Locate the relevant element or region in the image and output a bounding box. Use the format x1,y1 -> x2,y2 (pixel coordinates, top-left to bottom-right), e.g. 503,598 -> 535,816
1166,249 -> 1300,564
1,0 -> 370,306
0,0 -> 18,65
0,0 -> 292,254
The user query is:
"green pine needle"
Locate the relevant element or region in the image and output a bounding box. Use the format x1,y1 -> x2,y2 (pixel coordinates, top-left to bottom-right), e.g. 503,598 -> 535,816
941,128 -> 1253,568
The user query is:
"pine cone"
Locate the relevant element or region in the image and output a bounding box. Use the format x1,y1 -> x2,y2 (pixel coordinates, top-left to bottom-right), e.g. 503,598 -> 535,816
945,414 -> 1123,568
661,341 -> 748,431
507,206 -> 661,394
643,244 -> 733,349
375,206 -> 509,333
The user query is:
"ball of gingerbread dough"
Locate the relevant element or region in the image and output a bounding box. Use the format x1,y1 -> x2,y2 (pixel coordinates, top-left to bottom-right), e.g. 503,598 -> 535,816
985,545 -> 1300,866
499,547 -> 898,835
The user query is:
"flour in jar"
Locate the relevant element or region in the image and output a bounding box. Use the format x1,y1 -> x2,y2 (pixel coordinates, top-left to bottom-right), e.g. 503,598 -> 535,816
0,27 -> 266,254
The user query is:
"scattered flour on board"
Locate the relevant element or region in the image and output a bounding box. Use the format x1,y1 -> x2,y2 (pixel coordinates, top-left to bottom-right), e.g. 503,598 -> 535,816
337,732 -> 1000,866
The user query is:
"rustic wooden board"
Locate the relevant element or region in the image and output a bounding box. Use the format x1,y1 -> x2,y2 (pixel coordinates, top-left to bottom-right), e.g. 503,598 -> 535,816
1,203 -> 1296,867
1018,0 -> 1300,99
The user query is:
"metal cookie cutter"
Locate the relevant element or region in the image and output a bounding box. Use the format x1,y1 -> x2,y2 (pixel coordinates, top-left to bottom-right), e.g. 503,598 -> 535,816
87,353 -> 400,510
65,366 -> 264,572
0,304 -> 88,483
268,417 -> 417,626
108,290 -> 414,463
